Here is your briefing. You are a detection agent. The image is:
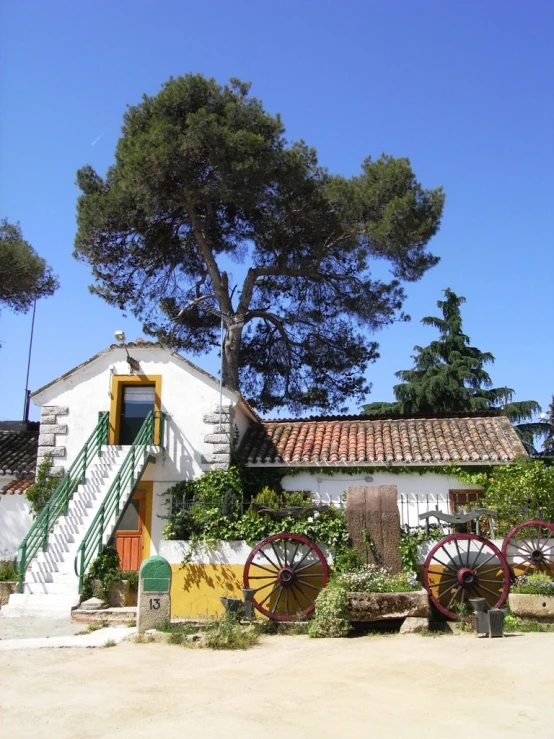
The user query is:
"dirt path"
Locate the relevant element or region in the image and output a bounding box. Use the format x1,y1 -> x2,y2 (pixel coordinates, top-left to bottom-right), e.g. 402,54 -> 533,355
1,632 -> 552,739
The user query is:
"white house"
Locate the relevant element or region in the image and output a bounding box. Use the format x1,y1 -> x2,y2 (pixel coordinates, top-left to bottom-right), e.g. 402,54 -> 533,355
1,338 -> 527,618
0,422 -> 37,559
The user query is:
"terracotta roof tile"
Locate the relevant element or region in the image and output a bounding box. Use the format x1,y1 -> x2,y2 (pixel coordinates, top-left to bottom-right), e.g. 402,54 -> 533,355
240,416 -> 527,467
1,477 -> 35,495
0,424 -> 39,475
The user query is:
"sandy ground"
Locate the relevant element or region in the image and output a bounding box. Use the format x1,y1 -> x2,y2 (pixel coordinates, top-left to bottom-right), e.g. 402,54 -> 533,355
0,618 -> 84,640
1,632 -> 553,739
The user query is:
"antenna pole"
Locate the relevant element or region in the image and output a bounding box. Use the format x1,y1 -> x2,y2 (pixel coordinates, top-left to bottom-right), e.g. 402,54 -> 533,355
22,300 -> 37,422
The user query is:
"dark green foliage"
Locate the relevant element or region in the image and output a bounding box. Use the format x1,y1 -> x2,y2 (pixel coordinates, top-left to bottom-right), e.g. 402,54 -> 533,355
253,487 -> 280,510
362,288 -> 545,450
454,460 -> 554,536
0,560 -> 18,581
333,546 -> 363,574
399,526 -> 442,573
74,73 -> 444,413
541,396 -> 554,457
81,546 -> 137,599
26,458 -> 63,517
0,219 -> 59,314
308,585 -> 351,638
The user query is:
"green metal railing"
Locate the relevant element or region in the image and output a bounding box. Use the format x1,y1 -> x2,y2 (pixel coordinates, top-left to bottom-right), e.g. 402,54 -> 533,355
15,412 -> 110,593
75,410 -> 165,592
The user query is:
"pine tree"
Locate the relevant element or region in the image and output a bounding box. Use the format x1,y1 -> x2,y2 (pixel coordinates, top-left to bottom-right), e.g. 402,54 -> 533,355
362,289 -> 545,451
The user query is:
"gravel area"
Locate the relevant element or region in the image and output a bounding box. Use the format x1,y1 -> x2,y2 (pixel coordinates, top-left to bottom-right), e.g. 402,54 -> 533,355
1,631 -> 553,738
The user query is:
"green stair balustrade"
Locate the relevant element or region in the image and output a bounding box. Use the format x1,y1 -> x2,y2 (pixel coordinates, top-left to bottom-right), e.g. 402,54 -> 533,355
15,412 -> 110,593
75,410 -> 165,592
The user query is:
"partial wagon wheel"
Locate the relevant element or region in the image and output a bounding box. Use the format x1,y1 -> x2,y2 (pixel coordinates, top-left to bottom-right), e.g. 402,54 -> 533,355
243,533 -> 329,622
502,520 -> 554,579
423,534 -> 510,620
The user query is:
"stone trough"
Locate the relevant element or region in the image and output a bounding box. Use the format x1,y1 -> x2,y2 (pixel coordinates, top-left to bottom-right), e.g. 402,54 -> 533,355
348,590 -> 430,624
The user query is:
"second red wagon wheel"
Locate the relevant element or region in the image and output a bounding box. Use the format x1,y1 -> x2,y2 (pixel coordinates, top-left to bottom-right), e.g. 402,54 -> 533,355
423,534 -> 510,620
502,520 -> 554,579
243,533 -> 329,621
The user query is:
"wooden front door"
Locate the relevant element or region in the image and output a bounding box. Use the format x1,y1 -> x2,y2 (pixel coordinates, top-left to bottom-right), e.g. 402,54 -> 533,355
113,490 -> 146,571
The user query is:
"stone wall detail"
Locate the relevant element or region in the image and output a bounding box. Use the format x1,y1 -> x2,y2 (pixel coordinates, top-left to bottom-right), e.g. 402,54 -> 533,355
37,406 -> 68,476
202,405 -> 233,471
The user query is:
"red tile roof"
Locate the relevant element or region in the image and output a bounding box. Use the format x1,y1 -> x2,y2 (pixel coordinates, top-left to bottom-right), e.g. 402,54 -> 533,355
1,477 -> 35,495
240,416 -> 527,466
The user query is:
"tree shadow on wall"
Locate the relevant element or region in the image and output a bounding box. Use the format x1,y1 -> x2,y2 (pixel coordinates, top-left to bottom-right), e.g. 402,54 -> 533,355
180,564 -> 242,595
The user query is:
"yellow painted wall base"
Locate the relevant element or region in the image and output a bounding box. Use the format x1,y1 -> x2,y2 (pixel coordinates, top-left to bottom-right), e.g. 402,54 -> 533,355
170,564 -> 245,619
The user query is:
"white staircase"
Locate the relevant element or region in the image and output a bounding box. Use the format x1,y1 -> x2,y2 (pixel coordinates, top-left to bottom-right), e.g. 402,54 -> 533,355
1,445 -> 156,619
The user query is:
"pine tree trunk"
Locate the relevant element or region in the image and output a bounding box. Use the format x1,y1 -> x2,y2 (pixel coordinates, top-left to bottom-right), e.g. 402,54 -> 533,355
222,322 -> 243,393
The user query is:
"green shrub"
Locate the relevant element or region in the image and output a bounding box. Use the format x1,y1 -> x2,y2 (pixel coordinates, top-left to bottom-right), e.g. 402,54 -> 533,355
81,546 -> 135,600
399,526 -> 441,573
454,461 -> 554,535
282,491 -> 311,507
203,613 -> 259,650
26,458 -> 62,516
333,546 -> 363,574
511,572 -> 554,595
308,585 -> 351,638
253,486 -> 281,510
0,560 -> 18,581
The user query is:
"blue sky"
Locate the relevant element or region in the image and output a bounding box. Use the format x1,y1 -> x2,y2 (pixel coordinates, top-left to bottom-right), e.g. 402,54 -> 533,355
1,0 -> 552,422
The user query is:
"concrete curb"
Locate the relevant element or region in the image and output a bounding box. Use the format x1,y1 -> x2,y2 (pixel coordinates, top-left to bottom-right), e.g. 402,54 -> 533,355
0,626 -> 136,651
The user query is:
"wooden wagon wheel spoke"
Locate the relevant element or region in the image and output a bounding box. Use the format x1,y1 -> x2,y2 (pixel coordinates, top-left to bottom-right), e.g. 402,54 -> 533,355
271,586 -> 285,614
290,582 -> 309,610
292,547 -> 314,572
294,560 -> 321,574
430,555 -> 460,577
270,542 -> 284,568
251,580 -> 276,595
296,578 -> 323,592
446,586 -> 462,611
258,583 -> 281,608
502,520 -> 554,579
256,547 -> 280,570
248,562 -> 279,576
467,541 -> 486,571
244,533 -> 329,622
423,533 -> 509,620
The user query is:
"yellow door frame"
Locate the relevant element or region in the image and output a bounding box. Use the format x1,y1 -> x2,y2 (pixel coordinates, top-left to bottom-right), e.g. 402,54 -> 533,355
137,481 -> 153,563
109,374 -> 163,445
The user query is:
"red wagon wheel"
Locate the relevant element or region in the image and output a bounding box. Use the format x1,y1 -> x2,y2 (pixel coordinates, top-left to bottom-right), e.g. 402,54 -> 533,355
502,520 -> 554,579
423,534 -> 510,620
244,533 -> 329,622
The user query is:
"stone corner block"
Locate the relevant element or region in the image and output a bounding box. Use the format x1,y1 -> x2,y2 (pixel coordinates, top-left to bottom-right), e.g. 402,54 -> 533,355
44,406 -> 69,415
39,424 -> 68,435
204,433 -> 230,444
38,433 -> 55,446
39,414 -> 57,425
37,446 -> 66,459
208,462 -> 230,472
203,411 -> 231,425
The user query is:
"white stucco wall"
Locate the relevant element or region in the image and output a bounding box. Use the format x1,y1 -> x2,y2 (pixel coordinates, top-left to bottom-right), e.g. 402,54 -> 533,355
0,496 -> 34,559
31,345 -> 259,559
31,345 -> 250,481
280,471 -> 483,529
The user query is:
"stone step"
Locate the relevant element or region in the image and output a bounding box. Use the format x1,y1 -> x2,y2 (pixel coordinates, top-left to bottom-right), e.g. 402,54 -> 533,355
72,607 -> 137,626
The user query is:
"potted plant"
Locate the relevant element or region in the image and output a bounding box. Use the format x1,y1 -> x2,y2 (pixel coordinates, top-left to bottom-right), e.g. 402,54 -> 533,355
509,573 -> 554,619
